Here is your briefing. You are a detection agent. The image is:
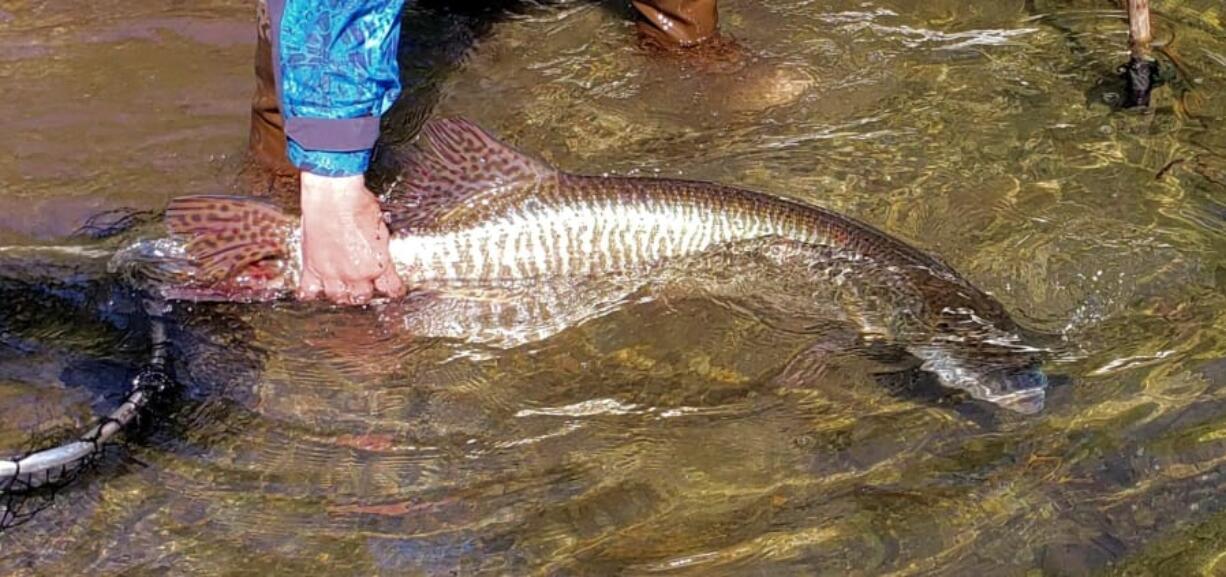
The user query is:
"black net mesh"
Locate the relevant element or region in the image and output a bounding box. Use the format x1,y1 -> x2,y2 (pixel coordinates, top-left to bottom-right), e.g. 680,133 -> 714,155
0,363 -> 174,533
1,451 -> 98,532
0,264 -> 175,534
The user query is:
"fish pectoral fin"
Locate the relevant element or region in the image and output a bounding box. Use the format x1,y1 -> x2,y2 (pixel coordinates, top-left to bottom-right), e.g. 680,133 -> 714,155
165,195 -> 294,282
774,332 -> 861,390
384,117 -> 556,232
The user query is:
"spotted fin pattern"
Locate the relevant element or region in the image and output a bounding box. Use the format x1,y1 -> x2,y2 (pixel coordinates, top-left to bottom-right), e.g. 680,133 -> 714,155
165,195 -> 294,282
386,117 -> 555,233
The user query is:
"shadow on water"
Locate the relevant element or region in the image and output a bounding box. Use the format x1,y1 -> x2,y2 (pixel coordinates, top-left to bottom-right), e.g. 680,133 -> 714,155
374,0 -> 647,183
0,249 -> 272,532
379,0 -> 614,147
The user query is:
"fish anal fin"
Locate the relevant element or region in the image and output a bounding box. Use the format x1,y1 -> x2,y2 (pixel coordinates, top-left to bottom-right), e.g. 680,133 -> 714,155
385,117 -> 555,232
165,195 -> 295,282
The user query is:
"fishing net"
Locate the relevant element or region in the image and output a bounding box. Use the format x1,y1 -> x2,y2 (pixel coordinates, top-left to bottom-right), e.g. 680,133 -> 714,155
0,214 -> 177,533
0,361 -> 173,532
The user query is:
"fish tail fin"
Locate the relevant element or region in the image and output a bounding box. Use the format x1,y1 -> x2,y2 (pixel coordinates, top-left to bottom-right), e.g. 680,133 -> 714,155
164,195 -> 295,282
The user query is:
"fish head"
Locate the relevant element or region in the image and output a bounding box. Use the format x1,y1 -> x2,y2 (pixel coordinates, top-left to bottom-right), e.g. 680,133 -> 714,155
910,342 -> 1048,414
907,301 -> 1051,414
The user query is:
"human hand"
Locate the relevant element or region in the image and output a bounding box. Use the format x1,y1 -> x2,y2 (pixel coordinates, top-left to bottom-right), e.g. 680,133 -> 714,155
298,172 -> 405,304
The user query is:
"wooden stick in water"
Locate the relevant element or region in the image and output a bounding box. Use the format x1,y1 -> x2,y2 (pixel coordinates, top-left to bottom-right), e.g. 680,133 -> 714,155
1123,0 -> 1157,107
1128,0 -> 1152,60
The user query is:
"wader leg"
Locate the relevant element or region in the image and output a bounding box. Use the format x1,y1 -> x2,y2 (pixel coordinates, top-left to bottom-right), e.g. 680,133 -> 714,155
1122,0 -> 1158,108
248,0 -> 295,175
631,0 -> 719,47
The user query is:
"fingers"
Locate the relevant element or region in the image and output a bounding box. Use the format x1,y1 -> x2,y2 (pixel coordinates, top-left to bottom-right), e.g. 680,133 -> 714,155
349,280 -> 374,305
323,278 -> 348,304
300,268 -> 386,306
298,267 -> 324,301
374,265 -> 406,299
370,219 -> 405,299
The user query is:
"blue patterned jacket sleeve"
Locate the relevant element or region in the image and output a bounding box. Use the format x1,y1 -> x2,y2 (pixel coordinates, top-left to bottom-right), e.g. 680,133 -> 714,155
270,0 -> 406,176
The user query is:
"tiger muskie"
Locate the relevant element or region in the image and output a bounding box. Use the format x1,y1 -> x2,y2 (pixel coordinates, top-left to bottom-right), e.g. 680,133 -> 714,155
117,117 -> 1050,413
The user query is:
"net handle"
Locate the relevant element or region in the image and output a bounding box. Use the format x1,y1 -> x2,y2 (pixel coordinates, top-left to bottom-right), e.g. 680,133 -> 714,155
0,298 -> 171,490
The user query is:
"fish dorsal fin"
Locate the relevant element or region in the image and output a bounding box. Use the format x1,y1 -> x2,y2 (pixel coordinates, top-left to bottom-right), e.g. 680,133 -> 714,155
165,195 -> 294,282
385,117 -> 555,232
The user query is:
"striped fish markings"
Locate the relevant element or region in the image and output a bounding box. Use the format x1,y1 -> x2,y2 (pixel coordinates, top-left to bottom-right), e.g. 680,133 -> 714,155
133,118 -> 1050,413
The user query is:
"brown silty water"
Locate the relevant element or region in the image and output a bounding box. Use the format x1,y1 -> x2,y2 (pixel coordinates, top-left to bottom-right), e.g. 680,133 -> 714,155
4,0 -> 1226,575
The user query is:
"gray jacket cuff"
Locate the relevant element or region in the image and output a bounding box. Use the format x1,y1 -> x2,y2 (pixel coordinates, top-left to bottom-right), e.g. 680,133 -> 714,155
284,116 -> 381,152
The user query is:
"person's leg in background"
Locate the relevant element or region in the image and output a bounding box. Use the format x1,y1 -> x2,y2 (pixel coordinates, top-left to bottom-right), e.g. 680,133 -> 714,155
245,0 -> 721,187
244,0 -> 298,200
631,0 -> 719,48
245,0 -> 805,178
629,0 -> 811,109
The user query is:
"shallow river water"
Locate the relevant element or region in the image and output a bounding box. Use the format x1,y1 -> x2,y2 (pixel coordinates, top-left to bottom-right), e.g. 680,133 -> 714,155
3,0 -> 1226,575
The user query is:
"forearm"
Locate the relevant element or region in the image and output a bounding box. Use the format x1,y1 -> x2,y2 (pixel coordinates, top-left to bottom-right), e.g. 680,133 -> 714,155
266,0 -> 407,176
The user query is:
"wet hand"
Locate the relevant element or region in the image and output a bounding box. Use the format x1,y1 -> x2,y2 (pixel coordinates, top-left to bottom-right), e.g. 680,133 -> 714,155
298,173 -> 406,305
